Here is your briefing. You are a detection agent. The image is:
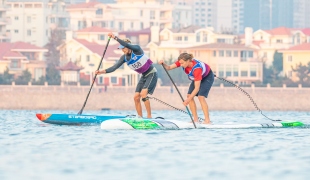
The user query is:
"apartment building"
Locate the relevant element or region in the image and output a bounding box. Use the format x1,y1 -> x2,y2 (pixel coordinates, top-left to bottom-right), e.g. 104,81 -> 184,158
0,0 -> 9,42
293,0 -> 310,28
58,27 -> 140,86
189,0 -> 243,34
67,0 -> 191,32
147,25 -> 237,61
170,0 -> 192,29
0,41 -> 47,80
147,25 -> 262,84
6,0 -> 69,47
280,43 -> 310,82
243,0 -> 296,32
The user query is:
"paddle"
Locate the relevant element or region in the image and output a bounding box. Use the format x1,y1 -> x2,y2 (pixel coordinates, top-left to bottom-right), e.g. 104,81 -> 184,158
161,64 -> 197,128
78,37 -> 111,115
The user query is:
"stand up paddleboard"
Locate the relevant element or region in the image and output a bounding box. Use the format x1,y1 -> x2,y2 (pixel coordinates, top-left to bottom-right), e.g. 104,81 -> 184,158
100,118 -> 305,130
36,113 -> 126,125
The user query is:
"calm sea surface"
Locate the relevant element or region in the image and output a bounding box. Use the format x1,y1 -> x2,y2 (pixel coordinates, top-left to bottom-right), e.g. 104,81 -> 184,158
0,110 -> 310,180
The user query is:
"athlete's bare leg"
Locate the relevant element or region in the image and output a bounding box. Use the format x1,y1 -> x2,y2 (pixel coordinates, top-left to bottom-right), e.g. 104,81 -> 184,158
198,96 -> 211,124
140,89 -> 152,118
134,92 -> 143,117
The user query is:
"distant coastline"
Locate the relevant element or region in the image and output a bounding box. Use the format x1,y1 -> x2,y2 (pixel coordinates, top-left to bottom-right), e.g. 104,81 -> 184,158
1,85 -> 309,111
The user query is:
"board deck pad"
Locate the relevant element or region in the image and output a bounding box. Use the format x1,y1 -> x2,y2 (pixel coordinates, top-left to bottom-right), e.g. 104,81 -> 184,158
101,118 -> 305,130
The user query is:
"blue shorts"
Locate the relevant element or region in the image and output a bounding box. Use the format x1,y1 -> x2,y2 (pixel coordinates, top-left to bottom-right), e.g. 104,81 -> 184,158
188,70 -> 214,98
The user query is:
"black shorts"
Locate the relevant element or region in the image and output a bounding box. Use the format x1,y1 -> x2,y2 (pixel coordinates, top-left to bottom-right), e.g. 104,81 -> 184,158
188,70 -> 214,98
135,72 -> 158,95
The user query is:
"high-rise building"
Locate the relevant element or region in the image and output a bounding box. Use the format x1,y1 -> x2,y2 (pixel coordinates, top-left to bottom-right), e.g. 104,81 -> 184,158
6,0 -> 69,46
67,0 -> 191,32
189,0 -> 244,34
243,0 -> 294,31
294,0 -> 310,28
0,0 -> 9,42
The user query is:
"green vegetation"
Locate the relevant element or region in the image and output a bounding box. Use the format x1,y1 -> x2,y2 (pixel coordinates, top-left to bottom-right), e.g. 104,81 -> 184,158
0,67 -> 14,85
44,29 -> 62,85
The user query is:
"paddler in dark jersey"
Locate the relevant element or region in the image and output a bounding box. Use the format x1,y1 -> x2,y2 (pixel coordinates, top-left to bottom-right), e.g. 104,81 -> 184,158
159,53 -> 214,124
96,32 -> 158,118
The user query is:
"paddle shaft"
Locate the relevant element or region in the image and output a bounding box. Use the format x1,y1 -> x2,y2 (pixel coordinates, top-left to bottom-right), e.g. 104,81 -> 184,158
78,38 -> 111,115
161,64 -> 196,128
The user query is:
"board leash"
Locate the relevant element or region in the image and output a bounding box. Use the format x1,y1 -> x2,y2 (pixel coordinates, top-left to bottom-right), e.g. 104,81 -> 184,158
214,75 -> 281,121
147,96 -> 204,122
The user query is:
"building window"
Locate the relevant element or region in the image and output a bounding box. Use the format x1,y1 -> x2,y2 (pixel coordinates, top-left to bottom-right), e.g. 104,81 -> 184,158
10,59 -> 21,69
196,33 -> 200,42
250,65 -> 257,77
234,51 -> 238,57
27,16 -> 31,23
119,22 -> 124,31
233,65 -> 238,76
110,21 -> 114,28
15,16 -> 18,20
96,9 -> 103,15
27,29 -> 31,36
226,65 -> 232,77
241,71 -> 248,77
184,36 -> 188,41
248,51 -> 253,58
218,64 -> 224,77
175,36 -> 182,41
25,4 -> 32,8
14,30 -> 19,33
150,11 -> 155,20
86,55 -> 90,62
219,50 -> 224,57
241,51 -> 247,61
140,22 -> 144,29
111,77 -> 117,84
140,10 -> 143,16
131,22 -> 134,29
217,38 -> 225,43
202,32 -> 207,42
226,50 -> 232,57
98,35 -> 105,40
288,55 -> 292,62
213,51 -> 216,57
276,39 -> 283,43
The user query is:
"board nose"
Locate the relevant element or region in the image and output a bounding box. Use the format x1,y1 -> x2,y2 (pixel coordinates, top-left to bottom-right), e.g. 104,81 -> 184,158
36,114 -> 42,120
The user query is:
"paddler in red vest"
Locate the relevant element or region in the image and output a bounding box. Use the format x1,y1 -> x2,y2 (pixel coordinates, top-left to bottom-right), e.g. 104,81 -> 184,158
159,53 -> 214,124
96,33 -> 158,118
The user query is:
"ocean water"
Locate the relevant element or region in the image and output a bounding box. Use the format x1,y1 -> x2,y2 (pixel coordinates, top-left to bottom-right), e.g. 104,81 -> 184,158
0,110 -> 310,180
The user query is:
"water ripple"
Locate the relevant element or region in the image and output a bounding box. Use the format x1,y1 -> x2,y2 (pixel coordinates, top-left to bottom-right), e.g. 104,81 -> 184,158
0,110 -> 310,180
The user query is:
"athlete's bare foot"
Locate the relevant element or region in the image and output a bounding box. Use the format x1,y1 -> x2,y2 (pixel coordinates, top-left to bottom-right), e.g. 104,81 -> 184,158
202,120 -> 211,124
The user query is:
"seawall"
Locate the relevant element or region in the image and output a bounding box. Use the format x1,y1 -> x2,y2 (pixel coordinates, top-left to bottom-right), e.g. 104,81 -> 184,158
0,85 -> 309,111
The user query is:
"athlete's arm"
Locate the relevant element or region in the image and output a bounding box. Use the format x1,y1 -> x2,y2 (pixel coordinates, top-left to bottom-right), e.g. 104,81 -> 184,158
116,38 -> 141,52
189,80 -> 201,100
105,56 -> 125,73
158,60 -> 178,70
